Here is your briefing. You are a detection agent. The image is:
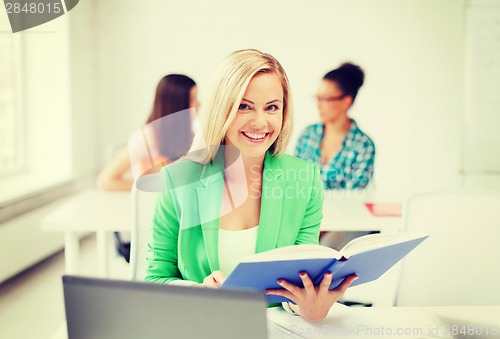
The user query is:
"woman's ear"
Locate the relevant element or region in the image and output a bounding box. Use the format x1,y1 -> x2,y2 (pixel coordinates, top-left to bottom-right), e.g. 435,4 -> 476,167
343,96 -> 353,109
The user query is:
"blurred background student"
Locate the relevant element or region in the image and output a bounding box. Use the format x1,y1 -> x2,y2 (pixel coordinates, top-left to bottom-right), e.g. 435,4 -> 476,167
295,63 -> 375,190
96,73 -> 199,261
96,74 -> 199,191
295,63 -> 375,250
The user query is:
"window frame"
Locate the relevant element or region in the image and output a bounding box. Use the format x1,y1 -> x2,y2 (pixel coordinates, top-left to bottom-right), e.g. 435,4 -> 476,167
0,30 -> 26,178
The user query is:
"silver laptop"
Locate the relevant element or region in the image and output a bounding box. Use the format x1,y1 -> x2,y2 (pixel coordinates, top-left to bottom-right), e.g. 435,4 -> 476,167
63,275 -> 270,339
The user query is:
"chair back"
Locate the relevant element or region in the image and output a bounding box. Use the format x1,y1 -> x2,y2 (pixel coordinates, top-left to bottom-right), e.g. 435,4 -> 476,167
129,174 -> 161,281
396,190 -> 500,306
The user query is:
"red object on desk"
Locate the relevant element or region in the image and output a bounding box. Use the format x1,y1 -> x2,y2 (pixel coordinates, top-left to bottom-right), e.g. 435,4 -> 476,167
364,203 -> 402,217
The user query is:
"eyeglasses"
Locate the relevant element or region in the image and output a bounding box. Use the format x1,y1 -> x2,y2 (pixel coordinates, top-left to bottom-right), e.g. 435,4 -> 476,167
314,94 -> 346,103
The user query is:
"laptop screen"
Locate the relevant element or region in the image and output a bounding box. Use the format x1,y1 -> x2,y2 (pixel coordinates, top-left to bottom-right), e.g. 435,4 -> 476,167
63,275 -> 268,339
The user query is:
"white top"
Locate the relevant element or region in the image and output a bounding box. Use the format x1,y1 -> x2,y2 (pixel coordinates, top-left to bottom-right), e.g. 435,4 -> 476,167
218,226 -> 259,276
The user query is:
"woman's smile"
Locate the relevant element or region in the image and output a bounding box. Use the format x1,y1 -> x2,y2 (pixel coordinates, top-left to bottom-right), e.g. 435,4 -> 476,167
240,131 -> 271,143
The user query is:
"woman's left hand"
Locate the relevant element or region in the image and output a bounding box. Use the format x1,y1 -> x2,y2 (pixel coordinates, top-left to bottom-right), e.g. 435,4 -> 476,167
265,272 -> 358,321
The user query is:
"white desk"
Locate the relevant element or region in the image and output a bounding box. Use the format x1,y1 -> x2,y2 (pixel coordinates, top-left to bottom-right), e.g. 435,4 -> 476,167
322,189 -> 403,233
41,190 -> 133,277
41,189 -> 404,279
52,305 -> 500,339
268,305 -> 500,338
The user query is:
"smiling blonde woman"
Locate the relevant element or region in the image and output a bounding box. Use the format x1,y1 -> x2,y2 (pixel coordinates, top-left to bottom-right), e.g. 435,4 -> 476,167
145,49 -> 357,321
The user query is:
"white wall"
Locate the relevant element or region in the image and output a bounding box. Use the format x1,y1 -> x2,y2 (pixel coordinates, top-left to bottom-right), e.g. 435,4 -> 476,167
0,201 -> 65,283
67,0 -> 98,179
463,1 -> 500,177
85,0 -> 467,192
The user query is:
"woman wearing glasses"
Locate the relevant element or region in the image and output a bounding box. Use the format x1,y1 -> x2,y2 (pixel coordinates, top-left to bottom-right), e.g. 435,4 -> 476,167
295,63 -> 375,189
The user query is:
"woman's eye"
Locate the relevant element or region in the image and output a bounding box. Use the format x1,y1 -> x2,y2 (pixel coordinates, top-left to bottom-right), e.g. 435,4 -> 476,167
266,105 -> 279,112
238,103 -> 251,111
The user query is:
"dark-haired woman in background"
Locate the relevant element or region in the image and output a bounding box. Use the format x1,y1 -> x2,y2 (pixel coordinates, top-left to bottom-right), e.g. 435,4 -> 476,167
295,63 -> 375,189
96,74 -> 199,262
96,74 -> 199,191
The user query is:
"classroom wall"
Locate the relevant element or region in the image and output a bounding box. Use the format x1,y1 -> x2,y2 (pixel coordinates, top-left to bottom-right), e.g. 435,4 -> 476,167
84,0 -> 466,192
68,0 -> 98,179
461,1 -> 500,189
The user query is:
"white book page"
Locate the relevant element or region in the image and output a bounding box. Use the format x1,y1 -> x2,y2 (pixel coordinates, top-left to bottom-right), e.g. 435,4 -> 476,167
340,233 -> 428,257
241,244 -> 340,263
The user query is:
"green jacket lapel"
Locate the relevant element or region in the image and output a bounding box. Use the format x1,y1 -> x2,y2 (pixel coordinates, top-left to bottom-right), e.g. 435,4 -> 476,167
195,153 -> 225,272
256,153 -> 285,253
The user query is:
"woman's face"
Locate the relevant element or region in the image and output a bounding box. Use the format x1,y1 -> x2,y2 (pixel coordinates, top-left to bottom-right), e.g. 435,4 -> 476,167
225,72 -> 283,160
316,80 -> 352,123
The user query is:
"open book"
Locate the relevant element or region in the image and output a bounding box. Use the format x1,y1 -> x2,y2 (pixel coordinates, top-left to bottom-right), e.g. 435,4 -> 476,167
222,233 -> 428,303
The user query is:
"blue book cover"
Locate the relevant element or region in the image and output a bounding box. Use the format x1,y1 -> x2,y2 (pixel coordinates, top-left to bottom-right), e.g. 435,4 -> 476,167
222,233 -> 428,303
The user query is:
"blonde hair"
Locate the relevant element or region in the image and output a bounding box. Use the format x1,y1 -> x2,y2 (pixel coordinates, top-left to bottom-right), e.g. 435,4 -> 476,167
191,49 -> 294,163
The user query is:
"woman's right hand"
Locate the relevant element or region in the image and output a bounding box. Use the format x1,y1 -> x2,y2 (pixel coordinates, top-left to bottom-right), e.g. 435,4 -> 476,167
200,270 -> 227,288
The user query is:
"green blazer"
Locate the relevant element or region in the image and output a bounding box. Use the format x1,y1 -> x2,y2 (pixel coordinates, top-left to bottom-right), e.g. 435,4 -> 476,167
145,151 -> 324,284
